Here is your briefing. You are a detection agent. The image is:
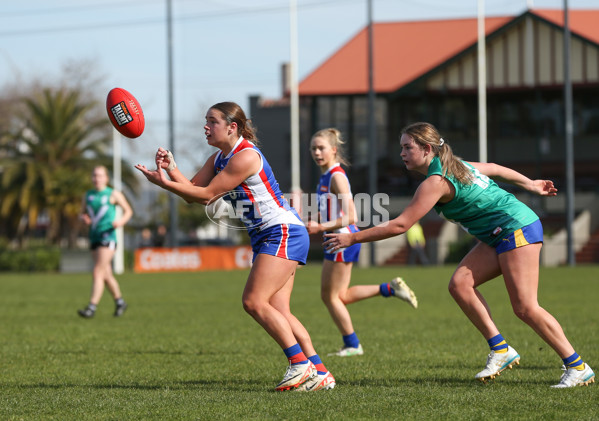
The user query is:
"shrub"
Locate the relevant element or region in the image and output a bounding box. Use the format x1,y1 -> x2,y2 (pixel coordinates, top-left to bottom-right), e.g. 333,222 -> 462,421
0,247 -> 60,272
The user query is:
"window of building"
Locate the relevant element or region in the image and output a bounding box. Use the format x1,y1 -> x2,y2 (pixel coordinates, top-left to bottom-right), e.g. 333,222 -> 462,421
351,97 -> 387,167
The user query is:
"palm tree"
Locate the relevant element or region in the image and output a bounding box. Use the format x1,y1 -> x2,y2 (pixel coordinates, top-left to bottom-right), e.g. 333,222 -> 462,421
0,87 -> 138,247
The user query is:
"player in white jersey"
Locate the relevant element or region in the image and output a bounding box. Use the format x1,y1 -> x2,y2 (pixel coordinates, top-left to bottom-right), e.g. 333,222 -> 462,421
213,135 -> 307,261
307,128 -> 418,358
135,102 -> 334,391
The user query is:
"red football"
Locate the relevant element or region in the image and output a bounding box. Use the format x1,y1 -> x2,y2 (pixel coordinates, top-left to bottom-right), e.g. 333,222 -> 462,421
106,87 -> 145,138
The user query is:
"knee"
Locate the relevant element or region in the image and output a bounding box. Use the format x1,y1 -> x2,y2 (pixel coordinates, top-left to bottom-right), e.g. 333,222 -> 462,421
320,288 -> 334,306
448,276 -> 468,299
321,290 -> 346,308
448,273 -> 480,304
512,303 -> 540,324
242,295 -> 262,317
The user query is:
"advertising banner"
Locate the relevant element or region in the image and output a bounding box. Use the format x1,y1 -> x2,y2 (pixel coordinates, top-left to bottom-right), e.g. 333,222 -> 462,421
134,246 -> 252,273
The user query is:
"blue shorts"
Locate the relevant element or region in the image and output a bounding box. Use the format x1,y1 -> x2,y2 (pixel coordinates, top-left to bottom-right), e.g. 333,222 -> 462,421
250,224 -> 309,265
323,224 -> 361,263
324,243 -> 361,263
495,219 -> 543,254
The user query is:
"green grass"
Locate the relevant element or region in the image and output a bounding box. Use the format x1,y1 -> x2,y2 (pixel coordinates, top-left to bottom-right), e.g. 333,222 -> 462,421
1,265 -> 598,420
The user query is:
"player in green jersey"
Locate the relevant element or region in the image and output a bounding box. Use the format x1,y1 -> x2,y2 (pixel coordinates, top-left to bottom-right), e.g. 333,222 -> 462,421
78,166 -> 133,319
324,122 -> 594,388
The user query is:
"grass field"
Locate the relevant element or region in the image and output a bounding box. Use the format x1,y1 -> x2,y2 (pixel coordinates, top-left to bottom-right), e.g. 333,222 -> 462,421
1,264 -> 598,420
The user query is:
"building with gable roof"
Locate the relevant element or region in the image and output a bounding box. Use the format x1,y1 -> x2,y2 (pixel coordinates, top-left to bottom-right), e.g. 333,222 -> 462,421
250,8 -> 599,264
297,8 -> 599,194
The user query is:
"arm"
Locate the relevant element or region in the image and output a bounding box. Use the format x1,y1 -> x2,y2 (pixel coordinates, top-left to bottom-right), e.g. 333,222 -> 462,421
468,162 -> 557,196
190,154 -> 219,187
323,175 -> 449,251
135,149 -> 260,205
111,190 -> 133,228
155,147 -> 217,187
306,173 -> 357,234
79,195 -> 91,226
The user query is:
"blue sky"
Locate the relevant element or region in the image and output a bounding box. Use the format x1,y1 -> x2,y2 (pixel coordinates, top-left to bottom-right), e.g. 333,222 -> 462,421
2,0 -> 596,174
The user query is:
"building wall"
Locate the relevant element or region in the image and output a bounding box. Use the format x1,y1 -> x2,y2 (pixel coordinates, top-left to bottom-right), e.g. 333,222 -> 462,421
248,95 -> 315,195
251,15 -> 599,198
426,16 -> 599,91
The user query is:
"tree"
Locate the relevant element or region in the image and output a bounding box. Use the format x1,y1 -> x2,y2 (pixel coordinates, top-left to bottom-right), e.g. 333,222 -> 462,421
0,86 -> 138,247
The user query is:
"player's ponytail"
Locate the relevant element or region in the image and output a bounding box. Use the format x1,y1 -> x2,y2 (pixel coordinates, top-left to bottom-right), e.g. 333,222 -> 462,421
401,122 -> 473,185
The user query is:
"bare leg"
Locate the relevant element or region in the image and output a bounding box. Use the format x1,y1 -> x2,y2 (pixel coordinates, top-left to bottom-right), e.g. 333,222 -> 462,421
242,254 -> 302,350
270,269 -> 317,357
89,247 -> 119,305
499,243 -> 575,358
100,247 -> 123,300
333,260 -> 380,305
448,242 -> 503,339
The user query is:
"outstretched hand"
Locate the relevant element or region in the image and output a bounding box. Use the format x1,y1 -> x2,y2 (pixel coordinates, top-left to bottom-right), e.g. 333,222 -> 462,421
323,232 -> 353,252
135,164 -> 168,188
532,179 -> 558,196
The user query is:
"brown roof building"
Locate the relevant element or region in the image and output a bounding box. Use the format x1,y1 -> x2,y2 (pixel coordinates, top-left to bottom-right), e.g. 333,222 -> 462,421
249,8 -> 599,264
251,8 -> 599,198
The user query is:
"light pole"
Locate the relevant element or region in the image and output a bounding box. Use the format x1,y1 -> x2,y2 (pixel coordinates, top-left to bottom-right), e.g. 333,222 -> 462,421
563,0 -> 575,265
166,0 -> 178,247
367,0 -> 377,266
477,0 -> 487,163
289,0 -> 300,194
112,128 -> 124,274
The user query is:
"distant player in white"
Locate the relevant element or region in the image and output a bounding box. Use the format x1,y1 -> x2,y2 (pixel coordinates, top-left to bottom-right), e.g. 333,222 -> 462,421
306,128 -> 417,358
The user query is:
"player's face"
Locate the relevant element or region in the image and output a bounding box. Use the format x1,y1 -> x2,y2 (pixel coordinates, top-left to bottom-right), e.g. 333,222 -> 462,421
91,168 -> 108,190
310,136 -> 337,170
400,134 -> 427,173
204,109 -> 231,146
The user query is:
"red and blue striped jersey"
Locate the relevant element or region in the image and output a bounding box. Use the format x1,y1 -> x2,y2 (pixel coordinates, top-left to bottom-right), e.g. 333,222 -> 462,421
316,163 -> 359,235
214,137 -> 303,236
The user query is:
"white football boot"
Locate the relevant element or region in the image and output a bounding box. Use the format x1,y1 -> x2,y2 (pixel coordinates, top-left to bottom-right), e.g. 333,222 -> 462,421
275,361 -> 317,391
328,343 -> 364,357
390,277 -> 418,308
475,345 -> 520,382
296,371 -> 336,391
551,363 -> 595,388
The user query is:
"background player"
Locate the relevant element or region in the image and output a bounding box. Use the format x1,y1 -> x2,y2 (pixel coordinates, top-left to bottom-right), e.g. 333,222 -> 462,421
78,165 -> 132,318
307,128 -> 417,357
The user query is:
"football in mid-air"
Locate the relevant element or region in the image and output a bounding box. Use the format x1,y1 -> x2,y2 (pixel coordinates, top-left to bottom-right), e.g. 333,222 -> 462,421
106,87 -> 145,138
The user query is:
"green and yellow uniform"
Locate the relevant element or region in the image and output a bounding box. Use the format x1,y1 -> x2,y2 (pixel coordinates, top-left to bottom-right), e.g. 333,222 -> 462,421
428,157 -> 539,248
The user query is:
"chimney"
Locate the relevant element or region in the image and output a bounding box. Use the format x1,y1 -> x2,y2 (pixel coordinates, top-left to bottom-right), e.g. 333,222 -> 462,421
281,62 -> 291,98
